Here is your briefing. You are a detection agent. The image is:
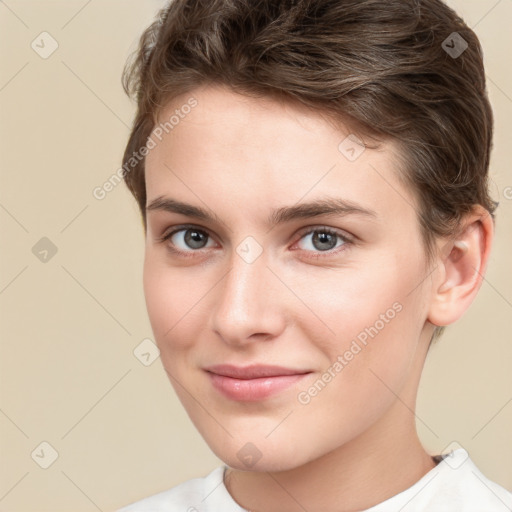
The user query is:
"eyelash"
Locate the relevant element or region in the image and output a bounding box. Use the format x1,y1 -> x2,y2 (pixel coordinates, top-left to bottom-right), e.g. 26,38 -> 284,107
156,224 -> 353,260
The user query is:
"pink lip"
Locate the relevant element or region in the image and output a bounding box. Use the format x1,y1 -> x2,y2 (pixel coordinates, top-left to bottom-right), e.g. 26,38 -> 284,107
204,364 -> 312,401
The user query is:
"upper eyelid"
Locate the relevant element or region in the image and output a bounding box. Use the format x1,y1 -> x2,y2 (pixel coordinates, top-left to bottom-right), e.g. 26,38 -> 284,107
161,224 -> 219,243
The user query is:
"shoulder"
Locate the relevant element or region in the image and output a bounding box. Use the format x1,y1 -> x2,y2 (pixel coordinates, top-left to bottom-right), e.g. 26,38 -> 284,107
116,466 -> 236,512
367,449 -> 512,512
435,450 -> 512,510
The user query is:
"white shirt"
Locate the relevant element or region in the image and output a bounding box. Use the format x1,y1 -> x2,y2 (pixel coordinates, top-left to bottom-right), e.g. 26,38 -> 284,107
117,449 -> 512,511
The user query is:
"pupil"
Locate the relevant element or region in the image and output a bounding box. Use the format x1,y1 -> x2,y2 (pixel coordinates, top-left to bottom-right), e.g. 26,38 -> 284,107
185,229 -> 207,249
313,231 -> 336,251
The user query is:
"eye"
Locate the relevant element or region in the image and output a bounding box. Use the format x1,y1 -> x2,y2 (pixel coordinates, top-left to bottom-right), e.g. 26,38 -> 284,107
293,226 -> 352,257
156,225 -> 216,256
156,224 -> 353,259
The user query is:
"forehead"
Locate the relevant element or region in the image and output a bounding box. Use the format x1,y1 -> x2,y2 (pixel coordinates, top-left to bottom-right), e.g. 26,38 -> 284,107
145,84 -> 418,229
154,84 -> 365,157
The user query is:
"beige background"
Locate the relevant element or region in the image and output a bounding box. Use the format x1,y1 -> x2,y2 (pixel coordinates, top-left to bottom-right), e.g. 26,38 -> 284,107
0,1 -> 511,511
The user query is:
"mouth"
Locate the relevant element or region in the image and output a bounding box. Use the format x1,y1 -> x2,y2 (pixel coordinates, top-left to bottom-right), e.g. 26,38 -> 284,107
204,364 -> 313,401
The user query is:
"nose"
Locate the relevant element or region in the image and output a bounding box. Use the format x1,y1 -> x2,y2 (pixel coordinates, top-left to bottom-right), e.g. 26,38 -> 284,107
210,245 -> 286,348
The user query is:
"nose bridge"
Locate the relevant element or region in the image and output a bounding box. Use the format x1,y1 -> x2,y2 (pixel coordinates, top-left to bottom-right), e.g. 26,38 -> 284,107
220,247 -> 268,318
211,242 -> 282,342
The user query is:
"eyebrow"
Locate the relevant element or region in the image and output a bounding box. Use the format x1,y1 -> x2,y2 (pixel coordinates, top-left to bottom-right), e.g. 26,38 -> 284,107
146,195 -> 378,227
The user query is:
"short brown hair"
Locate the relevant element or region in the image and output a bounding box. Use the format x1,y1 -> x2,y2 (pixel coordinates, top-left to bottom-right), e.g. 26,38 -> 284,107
121,0 -> 497,342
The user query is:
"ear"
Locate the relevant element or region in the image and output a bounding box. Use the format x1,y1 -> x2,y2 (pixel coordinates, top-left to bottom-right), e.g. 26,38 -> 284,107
427,205 -> 494,327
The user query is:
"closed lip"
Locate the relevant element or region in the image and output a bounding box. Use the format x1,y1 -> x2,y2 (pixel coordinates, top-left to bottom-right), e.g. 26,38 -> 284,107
204,364 -> 312,379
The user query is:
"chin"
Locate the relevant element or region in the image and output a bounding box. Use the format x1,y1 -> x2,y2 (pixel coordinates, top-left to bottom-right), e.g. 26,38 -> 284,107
224,454 -> 305,473
204,434 -> 311,473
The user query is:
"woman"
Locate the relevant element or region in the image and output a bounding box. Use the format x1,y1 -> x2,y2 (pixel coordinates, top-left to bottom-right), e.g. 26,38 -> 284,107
118,0 -> 512,510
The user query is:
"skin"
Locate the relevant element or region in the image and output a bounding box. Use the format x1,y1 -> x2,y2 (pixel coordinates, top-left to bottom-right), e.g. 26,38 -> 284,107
142,84 -> 493,512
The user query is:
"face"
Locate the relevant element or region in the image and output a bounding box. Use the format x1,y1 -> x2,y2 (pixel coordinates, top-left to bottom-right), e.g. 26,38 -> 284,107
143,84 -> 435,471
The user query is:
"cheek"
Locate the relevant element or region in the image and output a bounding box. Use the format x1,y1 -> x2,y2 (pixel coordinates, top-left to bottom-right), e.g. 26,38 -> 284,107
291,296 -> 419,453
296,257 -> 426,399
142,253 -> 197,353
325,310 -> 414,402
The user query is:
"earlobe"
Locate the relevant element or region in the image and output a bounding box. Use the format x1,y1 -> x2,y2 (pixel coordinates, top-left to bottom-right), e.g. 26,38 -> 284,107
427,207 -> 494,327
